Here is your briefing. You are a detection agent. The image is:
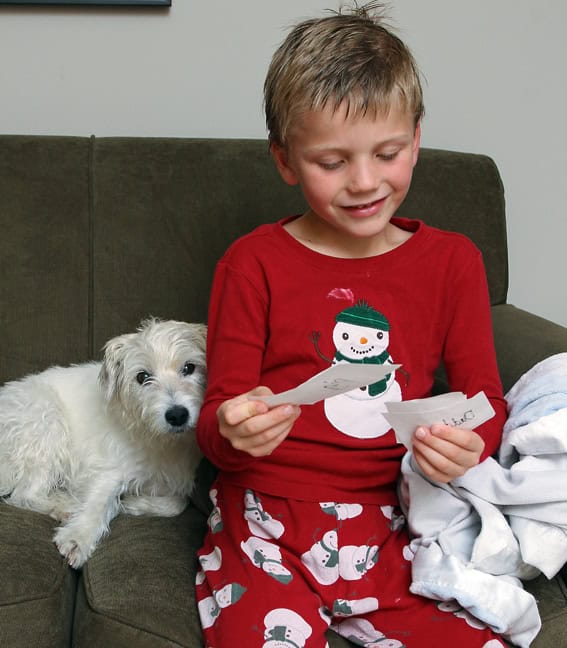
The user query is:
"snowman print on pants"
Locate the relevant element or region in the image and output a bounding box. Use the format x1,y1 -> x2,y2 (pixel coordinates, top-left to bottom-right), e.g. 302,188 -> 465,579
263,608 -> 312,647
198,582 -> 247,630
243,489 -> 285,539
314,299 -> 401,439
332,617 -> 405,647
241,536 -> 293,584
301,529 -> 379,585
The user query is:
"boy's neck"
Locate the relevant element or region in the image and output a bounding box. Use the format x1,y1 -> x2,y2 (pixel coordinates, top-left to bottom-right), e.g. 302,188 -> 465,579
284,212 -> 413,259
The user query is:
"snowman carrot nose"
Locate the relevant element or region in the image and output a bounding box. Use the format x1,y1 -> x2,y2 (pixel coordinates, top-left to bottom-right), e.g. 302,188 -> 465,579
360,337 -> 368,344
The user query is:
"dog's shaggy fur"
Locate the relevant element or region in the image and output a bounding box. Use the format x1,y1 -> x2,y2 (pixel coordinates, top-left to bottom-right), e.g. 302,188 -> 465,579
0,318 -> 207,568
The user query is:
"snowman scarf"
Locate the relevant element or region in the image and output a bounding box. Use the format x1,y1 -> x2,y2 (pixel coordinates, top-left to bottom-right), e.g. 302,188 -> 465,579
334,348 -> 391,397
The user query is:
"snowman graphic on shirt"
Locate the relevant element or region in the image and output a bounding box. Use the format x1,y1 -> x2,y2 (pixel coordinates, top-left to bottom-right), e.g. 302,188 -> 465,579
314,300 -> 402,439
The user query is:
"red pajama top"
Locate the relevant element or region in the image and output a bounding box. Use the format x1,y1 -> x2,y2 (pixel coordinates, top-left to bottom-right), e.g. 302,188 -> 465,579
196,217 -> 507,505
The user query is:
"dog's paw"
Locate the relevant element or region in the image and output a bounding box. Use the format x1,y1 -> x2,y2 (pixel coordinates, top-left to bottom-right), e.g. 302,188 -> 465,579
55,538 -> 89,569
53,528 -> 93,569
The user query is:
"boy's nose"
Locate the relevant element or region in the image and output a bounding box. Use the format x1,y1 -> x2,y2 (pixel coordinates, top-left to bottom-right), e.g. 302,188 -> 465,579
348,160 -> 378,193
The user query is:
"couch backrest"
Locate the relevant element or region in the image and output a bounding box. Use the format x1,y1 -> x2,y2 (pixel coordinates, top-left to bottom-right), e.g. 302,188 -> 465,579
0,135 -> 507,384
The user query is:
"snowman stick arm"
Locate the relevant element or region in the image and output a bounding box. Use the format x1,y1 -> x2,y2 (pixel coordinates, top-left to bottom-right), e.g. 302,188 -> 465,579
395,365 -> 410,386
310,330 -> 333,364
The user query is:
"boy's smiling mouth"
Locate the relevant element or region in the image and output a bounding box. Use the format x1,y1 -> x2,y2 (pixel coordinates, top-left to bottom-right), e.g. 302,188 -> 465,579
343,196 -> 388,215
348,200 -> 378,209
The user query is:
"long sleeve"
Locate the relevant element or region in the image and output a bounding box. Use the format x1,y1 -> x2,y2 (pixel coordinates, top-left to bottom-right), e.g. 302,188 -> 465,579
441,247 -> 507,459
196,256 -> 269,471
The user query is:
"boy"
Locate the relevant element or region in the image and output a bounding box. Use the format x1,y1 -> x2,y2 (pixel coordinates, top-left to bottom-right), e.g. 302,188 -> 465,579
196,3 -> 508,646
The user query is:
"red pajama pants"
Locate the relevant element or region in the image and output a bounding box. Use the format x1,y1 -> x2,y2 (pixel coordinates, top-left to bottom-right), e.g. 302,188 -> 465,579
195,481 -> 506,648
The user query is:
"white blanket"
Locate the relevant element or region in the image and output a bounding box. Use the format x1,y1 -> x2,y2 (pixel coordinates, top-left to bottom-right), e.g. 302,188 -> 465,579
401,353 -> 567,648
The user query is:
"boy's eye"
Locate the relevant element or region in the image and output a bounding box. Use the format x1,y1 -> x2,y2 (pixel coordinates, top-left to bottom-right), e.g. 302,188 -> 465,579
377,151 -> 399,162
319,160 -> 342,170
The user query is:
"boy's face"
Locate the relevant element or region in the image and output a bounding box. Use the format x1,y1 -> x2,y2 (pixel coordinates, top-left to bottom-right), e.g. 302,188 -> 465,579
271,102 -> 420,253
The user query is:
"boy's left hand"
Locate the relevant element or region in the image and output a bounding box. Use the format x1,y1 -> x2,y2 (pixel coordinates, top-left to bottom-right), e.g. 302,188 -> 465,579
411,424 -> 485,483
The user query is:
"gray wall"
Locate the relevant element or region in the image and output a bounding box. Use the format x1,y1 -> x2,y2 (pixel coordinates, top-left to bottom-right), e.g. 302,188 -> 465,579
1,0 -> 565,326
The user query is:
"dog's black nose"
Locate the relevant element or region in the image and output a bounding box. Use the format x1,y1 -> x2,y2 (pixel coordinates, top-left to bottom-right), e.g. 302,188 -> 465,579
165,405 -> 189,428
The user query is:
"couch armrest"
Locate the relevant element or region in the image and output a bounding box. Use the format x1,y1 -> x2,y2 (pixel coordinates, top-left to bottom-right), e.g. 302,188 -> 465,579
492,304 -> 567,394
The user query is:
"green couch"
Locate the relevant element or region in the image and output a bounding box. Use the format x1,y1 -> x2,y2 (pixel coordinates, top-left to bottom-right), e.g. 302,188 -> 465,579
1,135 -> 566,647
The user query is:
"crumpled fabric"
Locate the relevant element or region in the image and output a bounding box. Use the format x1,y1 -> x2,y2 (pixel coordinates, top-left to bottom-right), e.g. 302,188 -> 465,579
400,353 -> 567,648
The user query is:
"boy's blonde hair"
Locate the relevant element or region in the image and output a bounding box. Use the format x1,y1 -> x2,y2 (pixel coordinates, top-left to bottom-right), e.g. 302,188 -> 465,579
264,1 -> 424,147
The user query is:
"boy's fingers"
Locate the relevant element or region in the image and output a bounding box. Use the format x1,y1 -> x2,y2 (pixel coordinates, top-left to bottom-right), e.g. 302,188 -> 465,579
413,433 -> 481,482
243,405 -> 300,436
429,424 -> 485,453
220,390 -> 272,427
413,449 -> 446,482
416,425 -> 484,455
415,437 -> 475,468
229,408 -> 300,455
413,443 -> 456,477
241,423 -> 293,457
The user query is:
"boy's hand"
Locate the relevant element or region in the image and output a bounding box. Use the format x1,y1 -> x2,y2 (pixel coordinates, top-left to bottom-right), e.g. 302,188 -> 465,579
411,424 -> 485,483
217,387 -> 301,458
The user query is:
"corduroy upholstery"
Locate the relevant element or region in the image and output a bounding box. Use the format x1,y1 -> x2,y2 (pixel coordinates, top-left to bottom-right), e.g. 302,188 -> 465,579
1,135 -> 566,647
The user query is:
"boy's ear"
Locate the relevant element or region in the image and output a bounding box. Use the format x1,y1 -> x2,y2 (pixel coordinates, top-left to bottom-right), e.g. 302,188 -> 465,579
412,121 -> 421,167
270,143 -> 299,186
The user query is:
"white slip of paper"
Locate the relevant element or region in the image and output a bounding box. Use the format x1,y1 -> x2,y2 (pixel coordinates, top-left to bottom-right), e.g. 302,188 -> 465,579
253,363 -> 402,408
382,391 -> 496,449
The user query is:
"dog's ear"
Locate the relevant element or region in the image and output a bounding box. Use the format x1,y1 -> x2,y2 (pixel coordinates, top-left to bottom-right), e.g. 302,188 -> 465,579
193,323 -> 208,354
99,333 -> 137,402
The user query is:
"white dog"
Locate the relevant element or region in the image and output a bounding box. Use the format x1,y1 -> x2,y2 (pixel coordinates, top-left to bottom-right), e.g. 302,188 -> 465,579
0,318 -> 207,568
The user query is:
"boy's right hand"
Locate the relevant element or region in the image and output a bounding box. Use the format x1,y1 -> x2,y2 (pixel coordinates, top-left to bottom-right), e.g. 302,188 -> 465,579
217,387 -> 301,457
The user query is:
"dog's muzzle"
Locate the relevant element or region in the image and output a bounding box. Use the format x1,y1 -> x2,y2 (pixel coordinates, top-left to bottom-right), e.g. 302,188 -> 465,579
165,405 -> 190,430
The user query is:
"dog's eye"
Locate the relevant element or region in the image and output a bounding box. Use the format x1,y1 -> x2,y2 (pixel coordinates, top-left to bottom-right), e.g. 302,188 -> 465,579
182,362 -> 196,376
136,371 -> 151,385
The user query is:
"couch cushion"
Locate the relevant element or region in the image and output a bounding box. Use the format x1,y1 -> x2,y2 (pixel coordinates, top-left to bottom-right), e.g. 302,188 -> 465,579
0,503 -> 77,647
403,147 -> 508,306
73,505 -> 207,648
90,137 -> 306,349
525,574 -> 567,647
0,135 -> 92,384
492,303 -> 567,393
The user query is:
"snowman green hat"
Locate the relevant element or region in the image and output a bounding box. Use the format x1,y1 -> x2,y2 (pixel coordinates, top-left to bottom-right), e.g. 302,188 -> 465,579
335,300 -> 390,331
